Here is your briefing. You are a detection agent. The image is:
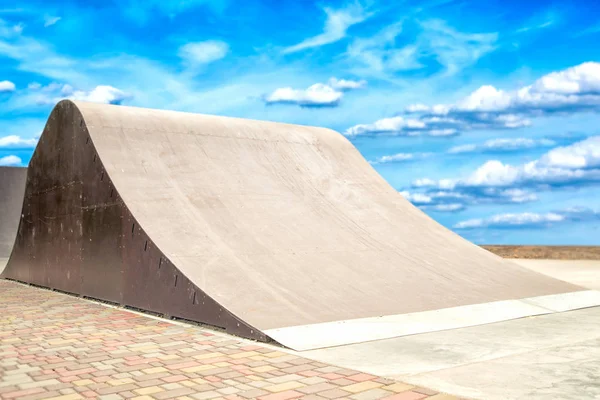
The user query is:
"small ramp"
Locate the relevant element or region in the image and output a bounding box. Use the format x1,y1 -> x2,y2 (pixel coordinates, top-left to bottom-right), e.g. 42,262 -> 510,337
2,100 -> 598,350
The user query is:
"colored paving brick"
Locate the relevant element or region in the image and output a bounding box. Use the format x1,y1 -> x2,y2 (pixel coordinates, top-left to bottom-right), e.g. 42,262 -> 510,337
0,280 -> 462,400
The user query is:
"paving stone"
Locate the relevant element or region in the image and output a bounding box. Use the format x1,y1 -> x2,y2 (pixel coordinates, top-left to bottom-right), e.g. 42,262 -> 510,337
343,381 -> 383,393
382,383 -> 415,393
134,386 -> 164,395
0,280 -> 440,400
265,381 -> 305,393
413,387 -> 438,395
382,392 -> 429,400
428,394 -> 462,400
348,373 -> 377,382
257,390 -> 304,400
318,388 -> 353,399
297,382 -> 337,394
237,388 -> 270,398
152,387 -> 196,399
98,395 -> 124,400
299,396 -> 327,400
190,391 -> 221,399
97,384 -> 138,395
349,388 -> 393,400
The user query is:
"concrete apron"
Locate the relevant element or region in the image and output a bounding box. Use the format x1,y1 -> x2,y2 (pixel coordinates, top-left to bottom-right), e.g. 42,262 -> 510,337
512,259 -> 600,291
285,260 -> 600,400
297,307 -> 600,400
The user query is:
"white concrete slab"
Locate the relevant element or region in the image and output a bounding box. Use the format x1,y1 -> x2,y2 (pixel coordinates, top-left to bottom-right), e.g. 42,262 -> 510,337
266,290 -> 600,351
523,289 -> 600,312
298,307 -> 600,400
513,259 -> 600,290
405,336 -> 600,400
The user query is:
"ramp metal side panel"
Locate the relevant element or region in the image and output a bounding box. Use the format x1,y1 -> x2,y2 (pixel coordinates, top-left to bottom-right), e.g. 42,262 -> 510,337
0,167 -> 27,260
1,102 -> 265,341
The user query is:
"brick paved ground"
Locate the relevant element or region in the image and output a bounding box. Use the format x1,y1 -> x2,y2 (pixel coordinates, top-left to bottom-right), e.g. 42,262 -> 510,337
0,279 -> 460,400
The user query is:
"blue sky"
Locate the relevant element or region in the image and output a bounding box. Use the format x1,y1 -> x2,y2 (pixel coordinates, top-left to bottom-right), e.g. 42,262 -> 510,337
1,0 -> 599,245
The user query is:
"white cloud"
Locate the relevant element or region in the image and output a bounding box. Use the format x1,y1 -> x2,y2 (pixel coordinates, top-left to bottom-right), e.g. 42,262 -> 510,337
516,20 -> 554,33
539,136 -> 600,169
328,77 -> 367,91
346,19 -> 497,79
0,80 -> 15,92
283,2 -> 373,54
515,8 -> 557,34
27,82 -> 41,90
0,18 -> 89,84
406,62 -> 600,120
454,206 -> 600,230
67,85 -> 130,105
575,22 -> 600,37
455,212 -> 564,229
497,188 -> 538,203
0,18 -> 22,36
412,178 -> 437,188
0,135 -> 37,148
428,129 -> 459,137
405,103 -> 430,113
346,22 -> 424,76
400,191 -> 433,204
371,152 -> 432,164
414,136 -> 600,190
375,153 -> 415,163
348,62 -> 600,138
345,116 -> 426,136
347,99 -> 535,137
418,19 -> 498,76
344,114 -> 468,137
178,40 -> 229,67
264,83 -> 342,107
448,137 -> 556,154
0,155 -> 22,166
433,203 -> 465,212
30,83 -> 131,106
43,15 -> 61,27
401,190 -> 466,212
447,144 -> 477,154
0,17 -> 289,117
400,186 -> 536,212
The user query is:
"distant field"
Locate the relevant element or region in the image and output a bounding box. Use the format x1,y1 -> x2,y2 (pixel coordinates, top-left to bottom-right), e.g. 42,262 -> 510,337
482,245 -> 600,260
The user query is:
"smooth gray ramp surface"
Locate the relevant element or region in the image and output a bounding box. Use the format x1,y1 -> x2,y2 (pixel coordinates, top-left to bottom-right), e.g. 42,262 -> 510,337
41,101 -> 590,349
0,167 -> 26,263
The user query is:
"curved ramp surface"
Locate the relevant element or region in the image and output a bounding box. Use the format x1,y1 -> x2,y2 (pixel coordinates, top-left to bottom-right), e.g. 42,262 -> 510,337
0,167 -> 27,264
2,100 -> 596,349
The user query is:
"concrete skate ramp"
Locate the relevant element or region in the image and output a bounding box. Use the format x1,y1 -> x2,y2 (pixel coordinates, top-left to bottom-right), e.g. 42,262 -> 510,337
3,100 -> 598,350
0,167 -> 27,261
